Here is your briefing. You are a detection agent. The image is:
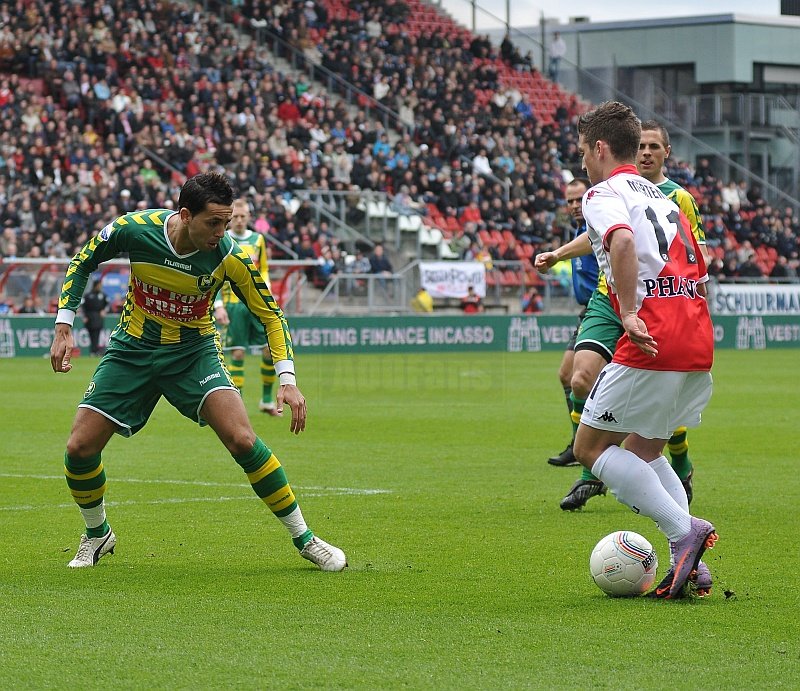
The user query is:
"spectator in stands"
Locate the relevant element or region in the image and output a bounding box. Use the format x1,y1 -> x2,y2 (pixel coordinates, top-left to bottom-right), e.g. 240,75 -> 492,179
313,245 -> 337,287
368,242 -> 394,296
391,185 -> 423,216
460,285 -> 484,313
472,149 -> 493,178
16,294 -> 42,314
437,180 -> 460,216
521,287 -> 544,314
738,253 -> 764,279
721,180 -> 740,212
694,157 -> 716,187
547,32 -> 567,82
345,248 -> 372,295
368,242 -> 393,276
770,255 -> 796,280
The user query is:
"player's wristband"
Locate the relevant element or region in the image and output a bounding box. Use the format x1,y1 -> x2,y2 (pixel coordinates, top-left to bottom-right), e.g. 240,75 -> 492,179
279,372 -> 297,386
55,309 -> 76,326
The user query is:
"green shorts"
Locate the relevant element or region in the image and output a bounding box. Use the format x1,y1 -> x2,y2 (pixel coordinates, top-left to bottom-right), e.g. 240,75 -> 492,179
79,333 -> 236,437
224,301 -> 267,352
574,290 -> 623,363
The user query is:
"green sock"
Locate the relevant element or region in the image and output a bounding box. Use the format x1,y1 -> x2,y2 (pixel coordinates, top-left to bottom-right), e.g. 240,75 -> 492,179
668,427 -> 693,481
87,522 -> 110,538
229,357 -> 245,390
261,355 -> 276,404
569,395 -> 600,481
292,530 -> 314,550
65,452 -> 110,536
234,438 -> 316,550
569,393 -> 585,437
563,385 -> 573,415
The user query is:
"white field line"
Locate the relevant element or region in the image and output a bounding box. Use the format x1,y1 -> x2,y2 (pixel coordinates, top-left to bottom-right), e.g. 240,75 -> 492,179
0,472 -> 391,512
1,494 -> 337,512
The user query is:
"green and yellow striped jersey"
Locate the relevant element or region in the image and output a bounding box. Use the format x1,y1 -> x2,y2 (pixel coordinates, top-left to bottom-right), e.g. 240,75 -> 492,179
220,229 -> 270,305
58,210 -> 293,363
658,178 -> 706,245
595,177 -> 706,296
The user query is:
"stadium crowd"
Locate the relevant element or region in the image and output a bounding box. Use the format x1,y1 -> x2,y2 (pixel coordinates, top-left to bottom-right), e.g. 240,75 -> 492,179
0,0 -> 798,312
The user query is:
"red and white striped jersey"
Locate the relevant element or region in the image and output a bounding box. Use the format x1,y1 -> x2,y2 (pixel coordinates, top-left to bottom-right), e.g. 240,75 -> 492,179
582,165 -> 713,371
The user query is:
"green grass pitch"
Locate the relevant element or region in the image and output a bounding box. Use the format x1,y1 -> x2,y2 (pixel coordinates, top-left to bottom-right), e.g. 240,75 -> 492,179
1,350 -> 798,688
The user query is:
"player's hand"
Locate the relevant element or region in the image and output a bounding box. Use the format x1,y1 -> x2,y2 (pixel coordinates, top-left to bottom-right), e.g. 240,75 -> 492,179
277,384 -> 307,434
50,323 -> 75,373
534,252 -> 558,274
214,306 -> 229,326
622,312 -> 658,357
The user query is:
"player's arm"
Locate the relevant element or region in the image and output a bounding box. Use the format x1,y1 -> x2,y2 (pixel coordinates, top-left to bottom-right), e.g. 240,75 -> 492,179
51,220 -> 126,373
225,253 -> 306,434
535,232 -> 592,273
606,227 -> 657,357
212,289 -> 229,325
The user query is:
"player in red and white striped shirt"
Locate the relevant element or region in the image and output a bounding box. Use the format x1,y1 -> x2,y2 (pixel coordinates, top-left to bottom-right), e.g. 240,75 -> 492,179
572,102 -> 718,599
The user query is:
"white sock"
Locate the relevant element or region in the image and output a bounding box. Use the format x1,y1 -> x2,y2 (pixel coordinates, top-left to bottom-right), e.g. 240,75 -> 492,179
277,506 -> 309,539
593,446 -> 691,541
649,455 -> 689,512
79,501 -> 107,530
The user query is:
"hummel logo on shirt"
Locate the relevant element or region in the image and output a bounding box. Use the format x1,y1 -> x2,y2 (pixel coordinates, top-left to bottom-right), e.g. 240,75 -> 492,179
596,410 -> 618,423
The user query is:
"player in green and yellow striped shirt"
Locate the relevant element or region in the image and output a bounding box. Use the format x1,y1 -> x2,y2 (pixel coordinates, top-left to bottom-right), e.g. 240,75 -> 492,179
50,172 -> 346,571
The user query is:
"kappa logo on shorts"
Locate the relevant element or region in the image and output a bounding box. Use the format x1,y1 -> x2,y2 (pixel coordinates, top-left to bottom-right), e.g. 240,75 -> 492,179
84,381 -> 96,398
197,275 -> 215,292
596,410 -> 618,423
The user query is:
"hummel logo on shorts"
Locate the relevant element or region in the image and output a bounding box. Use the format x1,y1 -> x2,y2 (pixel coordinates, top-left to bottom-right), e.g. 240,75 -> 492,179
596,410 -> 618,423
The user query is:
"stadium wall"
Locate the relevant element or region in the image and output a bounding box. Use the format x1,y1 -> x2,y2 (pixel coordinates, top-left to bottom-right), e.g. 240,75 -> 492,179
2,314 -> 799,357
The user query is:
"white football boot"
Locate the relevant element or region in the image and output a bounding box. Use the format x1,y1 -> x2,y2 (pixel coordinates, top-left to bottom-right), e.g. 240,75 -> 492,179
299,536 -> 347,572
68,529 -> 116,568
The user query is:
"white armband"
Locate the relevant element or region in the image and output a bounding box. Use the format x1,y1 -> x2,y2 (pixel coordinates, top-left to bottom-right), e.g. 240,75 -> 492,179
279,372 -> 297,386
55,309 -> 76,326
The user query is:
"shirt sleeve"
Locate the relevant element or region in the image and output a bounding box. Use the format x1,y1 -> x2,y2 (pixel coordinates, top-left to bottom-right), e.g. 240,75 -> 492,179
672,189 -> 706,244
57,218 -> 127,317
223,250 -> 294,374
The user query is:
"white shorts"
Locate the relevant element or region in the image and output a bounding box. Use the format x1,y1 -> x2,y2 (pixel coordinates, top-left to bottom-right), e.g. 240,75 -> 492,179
581,363 -> 713,439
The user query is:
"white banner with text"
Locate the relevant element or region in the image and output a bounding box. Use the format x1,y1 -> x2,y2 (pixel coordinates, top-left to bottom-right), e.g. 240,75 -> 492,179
711,283 -> 800,315
419,261 -> 486,298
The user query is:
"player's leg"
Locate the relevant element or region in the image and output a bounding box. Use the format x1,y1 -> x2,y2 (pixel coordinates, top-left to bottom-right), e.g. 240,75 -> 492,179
625,433 -> 712,596
228,346 -> 246,390
225,302 -> 249,391
667,426 -> 694,504
258,349 -> 279,414
252,309 -> 278,415
559,347 -> 610,509
201,389 -> 346,571
558,293 -> 620,509
64,345 -> 160,567
64,408 -> 118,566
165,340 -> 345,570
547,345 -> 578,466
575,366 -> 717,598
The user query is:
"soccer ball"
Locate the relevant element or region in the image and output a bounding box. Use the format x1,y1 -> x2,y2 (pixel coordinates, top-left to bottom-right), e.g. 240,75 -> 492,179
589,531 -> 658,597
